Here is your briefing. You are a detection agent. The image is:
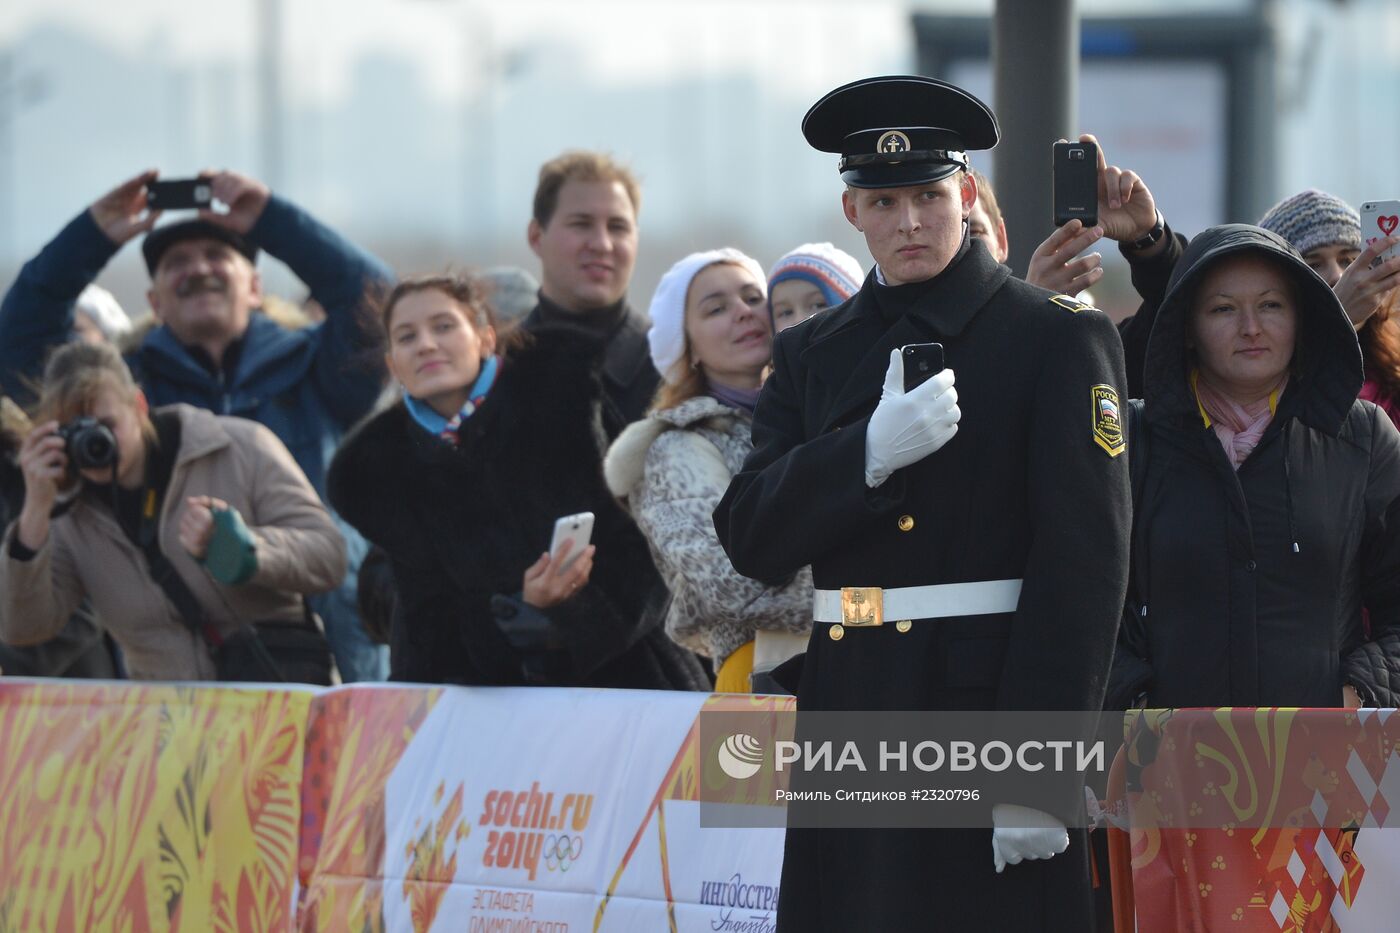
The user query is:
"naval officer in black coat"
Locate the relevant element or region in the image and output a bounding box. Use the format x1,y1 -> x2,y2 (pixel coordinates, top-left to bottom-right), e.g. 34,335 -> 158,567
715,76 -> 1132,930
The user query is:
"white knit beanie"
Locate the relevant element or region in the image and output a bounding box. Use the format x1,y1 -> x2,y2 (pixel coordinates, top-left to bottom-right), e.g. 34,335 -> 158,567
74,284 -> 131,341
647,248 -> 766,384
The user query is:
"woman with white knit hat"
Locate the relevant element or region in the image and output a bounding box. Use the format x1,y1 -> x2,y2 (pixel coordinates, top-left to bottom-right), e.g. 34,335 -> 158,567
766,242 -> 864,332
604,248 -> 812,692
71,284 -> 132,346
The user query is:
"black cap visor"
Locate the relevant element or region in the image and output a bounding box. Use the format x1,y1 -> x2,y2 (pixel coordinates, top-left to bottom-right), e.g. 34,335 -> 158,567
841,156 -> 966,189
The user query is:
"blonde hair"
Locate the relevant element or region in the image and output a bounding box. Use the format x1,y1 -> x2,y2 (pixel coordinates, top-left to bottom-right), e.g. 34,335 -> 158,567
37,342 -> 154,443
651,356 -> 708,412
970,168 -> 1003,228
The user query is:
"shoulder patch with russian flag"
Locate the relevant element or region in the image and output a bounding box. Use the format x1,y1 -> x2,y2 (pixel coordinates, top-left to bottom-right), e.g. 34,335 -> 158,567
1091,385 -> 1125,457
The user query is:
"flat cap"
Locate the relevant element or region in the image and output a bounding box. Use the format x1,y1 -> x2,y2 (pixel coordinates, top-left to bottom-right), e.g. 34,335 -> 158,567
142,220 -> 259,275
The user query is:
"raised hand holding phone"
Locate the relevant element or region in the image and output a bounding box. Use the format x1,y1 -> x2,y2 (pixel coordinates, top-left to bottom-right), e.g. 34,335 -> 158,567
1360,200 -> 1400,263
146,179 -> 214,211
88,170 -> 163,245
195,170 -> 273,234
1052,140 -> 1098,228
1336,200 -> 1400,326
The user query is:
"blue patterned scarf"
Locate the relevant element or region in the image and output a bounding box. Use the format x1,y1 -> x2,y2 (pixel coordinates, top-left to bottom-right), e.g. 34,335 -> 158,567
403,355 -> 500,445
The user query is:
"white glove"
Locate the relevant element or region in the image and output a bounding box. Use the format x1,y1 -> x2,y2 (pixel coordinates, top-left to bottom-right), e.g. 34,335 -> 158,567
991,804 -> 1069,873
864,349 -> 960,488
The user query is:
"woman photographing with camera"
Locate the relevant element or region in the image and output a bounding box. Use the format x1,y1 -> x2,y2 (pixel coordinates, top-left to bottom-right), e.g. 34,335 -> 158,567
1,342 -> 343,682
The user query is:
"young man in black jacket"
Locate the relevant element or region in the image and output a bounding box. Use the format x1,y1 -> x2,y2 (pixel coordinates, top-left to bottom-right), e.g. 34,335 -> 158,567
520,151 -> 659,439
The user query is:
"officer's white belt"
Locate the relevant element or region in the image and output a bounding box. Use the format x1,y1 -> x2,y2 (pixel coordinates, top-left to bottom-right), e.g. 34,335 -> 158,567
812,579 -> 1023,623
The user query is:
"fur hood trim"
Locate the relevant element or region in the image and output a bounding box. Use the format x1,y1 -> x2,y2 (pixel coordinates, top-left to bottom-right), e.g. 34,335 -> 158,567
603,395 -> 742,499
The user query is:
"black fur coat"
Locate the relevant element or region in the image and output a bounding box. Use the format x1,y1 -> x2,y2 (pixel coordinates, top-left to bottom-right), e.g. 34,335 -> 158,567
327,328 -> 708,689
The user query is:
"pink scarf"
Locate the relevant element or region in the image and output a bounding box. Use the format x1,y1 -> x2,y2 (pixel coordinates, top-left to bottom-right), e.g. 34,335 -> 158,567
1191,370 -> 1288,470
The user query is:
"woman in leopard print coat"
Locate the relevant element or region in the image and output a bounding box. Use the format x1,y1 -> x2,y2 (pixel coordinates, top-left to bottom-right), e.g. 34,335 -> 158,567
604,249 -> 812,692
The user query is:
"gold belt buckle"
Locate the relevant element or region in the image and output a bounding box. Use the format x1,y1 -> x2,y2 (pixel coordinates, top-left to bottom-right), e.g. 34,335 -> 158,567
840,586 -> 884,627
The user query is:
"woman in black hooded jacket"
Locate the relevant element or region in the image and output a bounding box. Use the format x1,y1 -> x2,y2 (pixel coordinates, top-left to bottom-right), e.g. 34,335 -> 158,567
1112,224 -> 1400,709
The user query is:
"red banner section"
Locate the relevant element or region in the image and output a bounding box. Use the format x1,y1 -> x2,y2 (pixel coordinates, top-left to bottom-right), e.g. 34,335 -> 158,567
1121,708 -> 1400,932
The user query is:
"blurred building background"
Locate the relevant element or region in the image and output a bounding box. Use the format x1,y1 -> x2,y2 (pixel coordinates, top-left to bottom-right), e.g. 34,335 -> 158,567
0,0 -> 1395,321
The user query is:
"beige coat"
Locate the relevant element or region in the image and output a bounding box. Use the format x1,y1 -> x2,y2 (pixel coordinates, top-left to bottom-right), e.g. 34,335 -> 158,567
0,404 -> 346,680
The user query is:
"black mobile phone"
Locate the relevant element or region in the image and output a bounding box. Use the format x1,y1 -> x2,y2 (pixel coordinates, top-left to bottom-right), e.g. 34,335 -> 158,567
901,342 -> 945,393
146,179 -> 214,211
1052,141 -> 1098,228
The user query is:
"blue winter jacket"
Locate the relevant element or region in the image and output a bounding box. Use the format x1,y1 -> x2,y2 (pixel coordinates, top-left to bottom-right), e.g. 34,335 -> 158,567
0,196 -> 391,496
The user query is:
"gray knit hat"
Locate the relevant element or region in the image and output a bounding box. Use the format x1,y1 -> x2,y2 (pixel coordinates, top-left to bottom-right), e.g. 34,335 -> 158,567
477,266 -> 540,324
1257,189 -> 1361,256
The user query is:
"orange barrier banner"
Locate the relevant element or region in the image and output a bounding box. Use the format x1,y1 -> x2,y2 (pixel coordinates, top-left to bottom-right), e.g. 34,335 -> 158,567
0,681 -> 790,932
21,682 -> 1400,931
0,680 -> 313,932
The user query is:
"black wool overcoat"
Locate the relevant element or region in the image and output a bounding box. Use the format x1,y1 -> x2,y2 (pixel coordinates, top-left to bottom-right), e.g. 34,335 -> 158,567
1113,224 -> 1400,710
328,327 -> 708,690
715,239 -> 1132,931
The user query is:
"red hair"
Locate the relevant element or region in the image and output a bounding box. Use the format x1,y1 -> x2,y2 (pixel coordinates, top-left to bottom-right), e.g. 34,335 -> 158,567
1361,288 -> 1400,399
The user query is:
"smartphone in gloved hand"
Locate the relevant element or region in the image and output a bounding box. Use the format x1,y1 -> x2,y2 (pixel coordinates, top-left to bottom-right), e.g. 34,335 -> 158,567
901,342 -> 946,393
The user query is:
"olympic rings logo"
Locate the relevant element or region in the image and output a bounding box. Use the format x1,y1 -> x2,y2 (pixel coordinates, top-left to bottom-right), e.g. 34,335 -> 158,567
543,834 -> 584,872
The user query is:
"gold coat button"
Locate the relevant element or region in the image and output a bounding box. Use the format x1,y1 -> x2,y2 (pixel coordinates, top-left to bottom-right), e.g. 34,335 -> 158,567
828,624 -> 845,642
895,620 -> 912,633
898,514 -> 915,532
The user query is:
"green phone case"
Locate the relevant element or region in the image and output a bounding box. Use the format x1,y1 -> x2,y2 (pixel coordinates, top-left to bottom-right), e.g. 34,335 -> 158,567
204,507 -> 258,585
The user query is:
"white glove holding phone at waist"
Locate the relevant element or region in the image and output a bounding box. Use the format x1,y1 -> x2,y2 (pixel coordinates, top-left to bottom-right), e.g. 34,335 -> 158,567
864,349 -> 960,488
991,803 -> 1070,873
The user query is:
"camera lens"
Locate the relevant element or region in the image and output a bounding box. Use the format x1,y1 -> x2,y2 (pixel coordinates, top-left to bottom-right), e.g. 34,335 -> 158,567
76,430 -> 116,468
62,418 -> 118,470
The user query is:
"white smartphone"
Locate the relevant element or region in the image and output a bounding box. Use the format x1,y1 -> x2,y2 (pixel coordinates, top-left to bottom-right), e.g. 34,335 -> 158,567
549,511 -> 595,571
1360,200 -> 1400,263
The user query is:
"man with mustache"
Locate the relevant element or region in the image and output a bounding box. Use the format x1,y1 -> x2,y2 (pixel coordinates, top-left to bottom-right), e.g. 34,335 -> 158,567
0,169 -> 392,681
715,76 -> 1131,929
519,151 -> 658,439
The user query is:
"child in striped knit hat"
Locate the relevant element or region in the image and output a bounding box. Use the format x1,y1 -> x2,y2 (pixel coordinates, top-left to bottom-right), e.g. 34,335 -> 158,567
766,242 -> 864,332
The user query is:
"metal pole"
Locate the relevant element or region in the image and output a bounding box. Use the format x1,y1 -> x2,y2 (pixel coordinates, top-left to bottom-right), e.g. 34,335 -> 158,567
0,52 -> 12,262
992,0 -> 1077,276
1237,0 -> 1277,223
257,0 -> 283,189
481,13 -> 497,261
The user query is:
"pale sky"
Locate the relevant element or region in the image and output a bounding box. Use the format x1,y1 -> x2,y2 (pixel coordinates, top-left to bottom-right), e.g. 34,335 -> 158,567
1,0 -> 1394,316
2,0 -> 914,102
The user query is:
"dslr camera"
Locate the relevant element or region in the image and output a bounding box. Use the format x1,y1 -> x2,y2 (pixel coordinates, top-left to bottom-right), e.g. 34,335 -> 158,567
57,417 -> 118,470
